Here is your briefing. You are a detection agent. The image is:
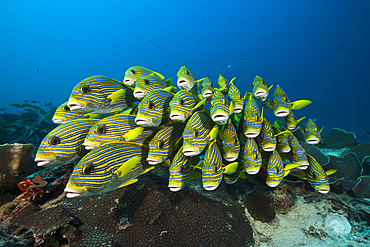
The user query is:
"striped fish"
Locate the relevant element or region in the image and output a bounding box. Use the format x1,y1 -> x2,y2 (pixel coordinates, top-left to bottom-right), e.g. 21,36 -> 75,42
217,74 -> 228,95
227,77 -> 244,114
133,73 -> 171,101
252,75 -> 272,102
64,142 -> 154,198
210,90 -> 230,125
303,118 -> 322,145
123,66 -> 162,87
176,66 -> 198,91
169,90 -> 205,122
280,111 -> 306,131
243,138 -> 262,174
272,124 -> 291,153
270,85 -> 312,117
299,154 -> 336,193
182,110 -> 218,156
243,95 -> 263,138
83,113 -> 155,150
260,116 -> 277,152
266,150 -> 286,187
68,75 -> 136,114
135,89 -> 174,127
200,77 -> 215,99
224,160 -> 244,184
201,141 -> 238,190
35,119 -> 99,167
168,146 -> 200,192
220,118 -> 240,162
147,123 -> 184,165
286,132 -> 309,169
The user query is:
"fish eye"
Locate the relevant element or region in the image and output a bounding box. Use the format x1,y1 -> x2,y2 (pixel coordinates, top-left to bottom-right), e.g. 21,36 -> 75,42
49,136 -> 61,145
180,165 -> 185,174
148,102 -> 155,109
144,79 -> 150,85
83,164 -> 94,175
63,105 -> 70,111
130,70 -> 136,74
158,141 -> 165,149
262,80 -> 266,85
194,131 -> 199,137
179,99 -> 185,105
81,86 -> 91,93
235,139 -> 238,145
185,70 -> 189,75
96,125 -> 107,134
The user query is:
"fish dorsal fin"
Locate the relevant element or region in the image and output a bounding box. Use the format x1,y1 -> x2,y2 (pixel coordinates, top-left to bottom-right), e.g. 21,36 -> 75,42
291,100 -> 312,110
223,162 -> 238,175
164,85 -> 176,93
108,89 -> 125,104
319,126 -> 324,133
122,126 -> 144,141
274,120 -> 281,131
118,178 -> 138,188
268,84 -> 274,91
208,125 -> 219,141
152,71 -> 165,80
325,169 -> 337,176
296,116 -> 306,124
114,156 -> 141,178
191,98 -> 206,111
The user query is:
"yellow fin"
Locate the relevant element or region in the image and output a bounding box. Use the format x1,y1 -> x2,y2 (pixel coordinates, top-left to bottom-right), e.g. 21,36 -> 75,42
164,86 -> 176,93
229,77 -> 236,84
122,126 -> 144,141
239,171 -> 247,179
326,169 -> 337,176
161,159 -> 171,168
275,129 -> 290,137
319,126 -> 324,133
298,170 -> 307,180
118,178 -> 138,188
208,125 -> 219,141
285,162 -> 301,170
191,98 -> 206,111
284,169 -> 291,177
296,116 -> 306,124
268,84 -> 274,91
243,91 -> 252,101
218,127 -> 224,141
192,161 -> 203,170
229,101 -> 235,115
108,89 -> 125,104
291,100 -> 312,110
142,166 -> 155,174
85,113 -> 102,119
114,156 -> 141,178
223,162 -> 238,175
152,71 -> 165,80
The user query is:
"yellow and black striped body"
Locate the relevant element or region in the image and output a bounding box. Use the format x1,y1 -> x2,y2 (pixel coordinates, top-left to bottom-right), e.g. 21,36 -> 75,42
303,118 -> 321,145
182,111 -> 215,156
302,154 -> 330,192
176,66 -> 197,91
266,150 -> 285,187
210,90 -> 230,125
200,77 -> 215,99
243,137 -> 262,174
243,95 -> 263,138
68,75 -> 136,114
35,119 -> 99,167
135,89 -> 174,127
272,126 -> 291,153
168,146 -> 200,192
260,116 -> 277,152
52,102 -> 89,124
286,132 -> 309,169
201,141 -> 224,191
134,73 -> 169,101
252,75 -> 269,102
169,90 -> 199,122
123,66 -> 156,87
227,78 -> 244,114
147,123 -> 184,165
65,142 -> 151,197
272,85 -> 292,117
217,74 -> 228,95
221,118 -> 240,162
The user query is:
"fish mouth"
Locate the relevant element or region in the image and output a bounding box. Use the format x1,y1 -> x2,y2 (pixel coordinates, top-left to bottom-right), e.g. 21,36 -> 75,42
146,158 -> 161,165
318,189 -> 329,194
244,131 -> 260,138
35,157 -> 56,167
274,109 -> 290,117
182,149 -> 198,157
168,186 -> 182,192
65,191 -> 81,198
224,156 -> 238,162
297,164 -> 309,170
133,90 -> 145,100
52,117 -> 67,124
135,117 -> 150,126
177,79 -> 189,87
266,182 -> 279,187
212,113 -> 228,124
123,78 -> 134,87
83,142 -> 99,150
170,113 -> 184,121
67,101 -> 85,111
233,107 -> 243,114
254,90 -> 267,97
280,147 -> 291,153
202,91 -> 213,98
262,145 -> 276,152
306,138 -> 320,145
246,169 -> 260,175
203,185 -> 218,191
287,126 -> 296,130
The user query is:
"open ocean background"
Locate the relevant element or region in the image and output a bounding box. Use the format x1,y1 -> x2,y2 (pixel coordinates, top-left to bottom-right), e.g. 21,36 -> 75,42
1,0 -> 369,143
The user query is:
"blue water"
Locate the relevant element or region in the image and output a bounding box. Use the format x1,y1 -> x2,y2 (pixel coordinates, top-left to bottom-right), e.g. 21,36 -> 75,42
1,0 -> 369,143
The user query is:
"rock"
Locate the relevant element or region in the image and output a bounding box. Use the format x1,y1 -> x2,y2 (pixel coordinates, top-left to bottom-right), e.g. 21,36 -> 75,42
318,128 -> 356,149
352,176 -> 370,198
0,143 -> 35,176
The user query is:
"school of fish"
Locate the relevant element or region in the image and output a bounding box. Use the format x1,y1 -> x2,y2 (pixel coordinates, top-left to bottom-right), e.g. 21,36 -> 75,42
33,66 -> 337,198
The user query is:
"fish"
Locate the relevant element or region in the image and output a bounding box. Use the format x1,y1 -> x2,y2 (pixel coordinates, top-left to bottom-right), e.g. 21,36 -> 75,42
52,102 -> 89,124
37,67 -> 39,73
133,73 -> 172,101
200,77 -> 215,99
277,111 -> 306,131
200,140 -> 238,190
147,123 -> 185,165
9,103 -> 23,108
223,161 -> 245,184
123,66 -> 163,87
243,94 -> 263,138
34,119 -> 99,167
168,146 -> 201,192
64,142 -> 154,198
217,74 -> 228,95
286,132 -> 309,169
227,77 -> 244,114
176,66 -> 203,94
299,154 -> 336,193
265,150 -> 287,187
220,118 -> 240,162
68,75 -> 137,114
169,90 -> 205,122
210,90 -> 231,125
252,75 -> 272,102
302,118 -> 323,145
243,137 -> 262,174
260,116 -> 277,152
272,122 -> 291,153
267,85 -> 312,117
182,110 -> 218,156
83,113 -> 155,150
135,89 -> 174,127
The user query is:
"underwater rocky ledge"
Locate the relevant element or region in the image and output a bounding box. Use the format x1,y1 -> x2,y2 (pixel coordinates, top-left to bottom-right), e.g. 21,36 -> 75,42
0,127 -> 370,246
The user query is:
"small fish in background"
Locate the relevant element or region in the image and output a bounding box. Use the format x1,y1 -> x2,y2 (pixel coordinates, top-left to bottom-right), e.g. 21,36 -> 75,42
299,154 -> 336,193
34,119 -> 99,167
336,45 -> 346,51
243,137 -> 262,174
133,73 -> 172,101
37,67 -> 39,73
0,107 -> 5,111
242,94 -> 263,138
220,118 -> 240,162
210,90 -> 231,125
265,85 -> 311,117
123,66 -> 161,87
252,75 -> 272,102
200,77 -> 215,100
169,90 -> 205,122
68,75 -> 137,114
9,103 -> 23,108
301,118 -> 323,145
168,146 -> 200,192
227,77 -> 244,114
217,74 -> 228,95
64,142 -> 154,198
277,111 -> 306,131
243,59 -> 248,62
182,110 -> 218,156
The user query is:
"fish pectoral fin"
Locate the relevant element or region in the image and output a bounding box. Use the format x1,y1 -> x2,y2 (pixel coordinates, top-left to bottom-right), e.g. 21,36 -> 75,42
296,116 -> 306,124
262,104 -> 273,110
239,171 -> 247,179
298,170 -> 307,180
208,125 -> 219,141
325,169 -> 337,176
243,91 -> 252,101
229,101 -> 235,114
223,162 -> 238,175
160,159 -> 171,168
300,128 -> 304,134
284,170 -> 291,177
142,166 -> 155,174
114,156 -> 141,178
285,162 -> 301,170
118,179 -> 138,188
122,126 -> 144,141
191,98 -> 206,111
165,78 -> 173,87
108,89 -> 126,104
291,100 -> 312,110
164,86 -> 176,93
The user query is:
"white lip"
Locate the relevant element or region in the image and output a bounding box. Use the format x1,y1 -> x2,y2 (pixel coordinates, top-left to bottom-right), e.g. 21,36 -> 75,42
67,101 -> 83,111
146,158 -> 160,165
183,149 -> 197,156
134,90 -> 145,100
52,118 -> 67,124
319,189 -> 329,194
203,185 -> 218,191
306,139 -> 320,145
34,158 -> 51,167
266,182 -> 279,187
170,113 -> 183,120
203,91 -> 213,98
135,117 -> 150,126
233,108 -> 243,114
254,90 -> 267,97
123,79 -> 134,87
275,110 -> 289,117
225,156 -> 238,162
262,146 -> 276,152
244,132 -> 260,138
297,165 -> 309,170
83,143 -> 97,150
177,79 -> 188,86
246,169 -> 260,175
288,126 -> 296,130
281,148 -> 291,153
169,186 -> 182,192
